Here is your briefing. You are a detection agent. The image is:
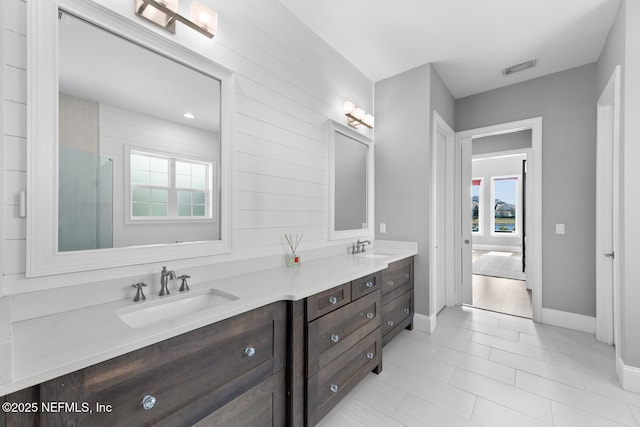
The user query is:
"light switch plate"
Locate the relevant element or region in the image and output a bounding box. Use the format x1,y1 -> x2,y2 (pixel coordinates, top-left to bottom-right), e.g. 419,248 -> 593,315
380,223 -> 386,233
556,224 -> 565,234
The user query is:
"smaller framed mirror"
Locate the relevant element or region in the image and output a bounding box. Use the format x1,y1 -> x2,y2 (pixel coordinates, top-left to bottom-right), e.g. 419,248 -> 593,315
328,120 -> 374,241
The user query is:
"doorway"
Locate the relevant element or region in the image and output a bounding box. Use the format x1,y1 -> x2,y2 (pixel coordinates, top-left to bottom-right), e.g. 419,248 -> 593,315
454,118 -> 543,322
470,149 -> 531,318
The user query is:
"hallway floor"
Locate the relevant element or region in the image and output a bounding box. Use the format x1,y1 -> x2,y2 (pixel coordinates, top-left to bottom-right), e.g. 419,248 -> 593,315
318,306 -> 638,427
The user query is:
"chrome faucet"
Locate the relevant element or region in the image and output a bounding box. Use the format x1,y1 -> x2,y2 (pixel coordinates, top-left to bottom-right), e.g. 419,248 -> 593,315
159,266 -> 176,296
353,240 -> 371,254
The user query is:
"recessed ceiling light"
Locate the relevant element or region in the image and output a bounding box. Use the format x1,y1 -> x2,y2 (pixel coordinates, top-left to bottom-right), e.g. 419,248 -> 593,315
183,112 -> 195,119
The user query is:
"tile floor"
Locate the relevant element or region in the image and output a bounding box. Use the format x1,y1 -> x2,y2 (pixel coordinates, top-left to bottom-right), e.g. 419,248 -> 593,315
317,306 -> 639,427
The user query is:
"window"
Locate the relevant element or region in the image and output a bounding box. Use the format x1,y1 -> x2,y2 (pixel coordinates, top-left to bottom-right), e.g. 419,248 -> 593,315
491,176 -> 518,234
471,178 -> 483,234
129,150 -> 212,221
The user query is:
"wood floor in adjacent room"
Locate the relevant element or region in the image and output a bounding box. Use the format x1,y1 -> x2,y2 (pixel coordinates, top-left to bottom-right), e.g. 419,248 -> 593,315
318,306 -> 636,427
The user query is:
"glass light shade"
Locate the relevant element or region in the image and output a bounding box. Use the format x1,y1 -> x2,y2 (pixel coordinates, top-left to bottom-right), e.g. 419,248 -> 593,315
191,0 -> 218,34
343,101 -> 355,115
353,107 -> 365,120
363,114 -> 375,127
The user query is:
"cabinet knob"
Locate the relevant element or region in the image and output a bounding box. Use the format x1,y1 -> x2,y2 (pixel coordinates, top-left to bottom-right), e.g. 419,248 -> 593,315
365,281 -> 374,288
328,296 -> 338,305
387,280 -> 394,286
330,334 -> 340,343
403,273 -> 410,279
387,320 -> 394,327
141,395 -> 157,410
365,312 -> 374,319
244,347 -> 256,358
329,384 -> 339,393
366,352 -> 375,360
403,308 -> 410,314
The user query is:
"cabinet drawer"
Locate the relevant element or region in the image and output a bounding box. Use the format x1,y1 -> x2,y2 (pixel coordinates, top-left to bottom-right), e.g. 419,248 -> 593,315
382,257 -> 413,304
40,302 -> 286,427
351,272 -> 381,301
307,328 -> 382,426
307,290 -> 381,377
306,282 -> 351,321
382,290 -> 413,337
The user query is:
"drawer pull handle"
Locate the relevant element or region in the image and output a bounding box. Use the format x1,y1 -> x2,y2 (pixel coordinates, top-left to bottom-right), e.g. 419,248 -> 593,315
328,296 -> 338,305
329,384 -> 339,393
387,320 -> 395,327
366,352 -> 375,360
403,273 -> 410,279
403,308 -> 410,314
365,281 -> 374,288
141,395 -> 157,410
388,280 -> 394,286
330,334 -> 340,343
244,347 -> 256,358
365,312 -> 374,319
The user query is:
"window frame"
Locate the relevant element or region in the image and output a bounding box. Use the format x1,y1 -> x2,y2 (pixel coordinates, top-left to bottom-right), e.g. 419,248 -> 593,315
490,174 -> 520,236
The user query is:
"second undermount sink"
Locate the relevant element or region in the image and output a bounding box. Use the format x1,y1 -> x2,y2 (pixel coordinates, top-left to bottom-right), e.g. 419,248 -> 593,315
116,288 -> 239,329
356,252 -> 393,259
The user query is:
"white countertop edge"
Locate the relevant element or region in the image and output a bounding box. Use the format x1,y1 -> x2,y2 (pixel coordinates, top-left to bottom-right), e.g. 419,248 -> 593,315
1,242 -> 417,396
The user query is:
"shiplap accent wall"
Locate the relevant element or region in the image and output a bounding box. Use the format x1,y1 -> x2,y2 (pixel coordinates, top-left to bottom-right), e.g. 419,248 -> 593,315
1,0 -> 373,294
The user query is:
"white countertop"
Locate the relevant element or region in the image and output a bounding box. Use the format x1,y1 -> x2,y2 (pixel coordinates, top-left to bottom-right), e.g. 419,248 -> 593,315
2,241 -> 416,396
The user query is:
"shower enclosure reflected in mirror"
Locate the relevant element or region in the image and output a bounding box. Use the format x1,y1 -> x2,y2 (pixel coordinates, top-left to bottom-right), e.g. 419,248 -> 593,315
328,120 -> 374,240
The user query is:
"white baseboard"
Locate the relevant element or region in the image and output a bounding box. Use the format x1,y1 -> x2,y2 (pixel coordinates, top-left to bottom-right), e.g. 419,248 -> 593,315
413,313 -> 436,333
472,244 -> 521,253
617,356 -> 640,393
541,308 -> 595,334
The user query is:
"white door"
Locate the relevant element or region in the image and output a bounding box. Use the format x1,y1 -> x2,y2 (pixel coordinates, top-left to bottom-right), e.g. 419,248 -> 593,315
460,136 -> 473,305
596,66 -> 621,345
435,128 -> 447,313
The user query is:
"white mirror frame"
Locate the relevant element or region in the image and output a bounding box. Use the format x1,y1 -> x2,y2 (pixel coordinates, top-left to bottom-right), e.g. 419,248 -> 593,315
26,0 -> 233,277
328,120 -> 374,241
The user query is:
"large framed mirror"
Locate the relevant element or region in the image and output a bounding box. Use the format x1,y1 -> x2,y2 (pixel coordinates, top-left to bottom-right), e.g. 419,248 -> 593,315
26,0 -> 232,277
328,120 -> 374,241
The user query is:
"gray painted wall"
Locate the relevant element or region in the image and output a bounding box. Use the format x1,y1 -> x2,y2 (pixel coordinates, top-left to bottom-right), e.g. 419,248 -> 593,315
374,64 -> 455,317
472,130 -> 532,155
457,63 -> 598,317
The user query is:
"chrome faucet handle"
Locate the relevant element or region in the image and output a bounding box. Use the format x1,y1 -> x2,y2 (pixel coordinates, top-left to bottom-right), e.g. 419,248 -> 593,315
132,282 -> 147,302
179,275 -> 191,292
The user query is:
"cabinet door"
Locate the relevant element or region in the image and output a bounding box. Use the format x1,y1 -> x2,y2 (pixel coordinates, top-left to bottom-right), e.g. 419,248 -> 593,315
39,302 -> 286,427
382,290 -> 413,345
307,290 -> 381,377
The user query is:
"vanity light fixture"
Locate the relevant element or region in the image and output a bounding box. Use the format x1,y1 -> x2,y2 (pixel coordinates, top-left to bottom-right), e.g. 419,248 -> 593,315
135,0 -> 218,39
343,101 -> 374,129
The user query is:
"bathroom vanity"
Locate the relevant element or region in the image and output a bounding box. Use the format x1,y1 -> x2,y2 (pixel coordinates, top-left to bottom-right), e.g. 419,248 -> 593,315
1,249 -> 415,426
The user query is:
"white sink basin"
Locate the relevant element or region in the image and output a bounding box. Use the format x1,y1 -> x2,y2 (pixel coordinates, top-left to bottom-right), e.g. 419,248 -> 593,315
116,288 -> 238,329
357,253 -> 393,259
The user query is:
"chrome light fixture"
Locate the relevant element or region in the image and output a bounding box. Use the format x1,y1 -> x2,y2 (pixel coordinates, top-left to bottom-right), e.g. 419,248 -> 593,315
343,101 -> 374,129
135,0 -> 217,39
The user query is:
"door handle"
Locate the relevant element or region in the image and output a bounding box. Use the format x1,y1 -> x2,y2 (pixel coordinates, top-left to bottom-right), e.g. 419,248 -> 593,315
604,252 -> 615,259
464,240 -> 470,244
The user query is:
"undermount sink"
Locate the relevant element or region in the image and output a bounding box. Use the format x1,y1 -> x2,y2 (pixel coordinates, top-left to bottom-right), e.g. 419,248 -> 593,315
116,288 -> 239,329
356,252 -> 393,259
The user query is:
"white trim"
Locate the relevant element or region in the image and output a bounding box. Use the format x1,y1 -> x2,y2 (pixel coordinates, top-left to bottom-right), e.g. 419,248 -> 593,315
0,0 -> 5,296
595,65 -> 621,347
455,117 -> 542,322
413,313 -> 436,334
541,308 -> 595,334
430,111 -> 456,315
26,0 -> 234,277
489,174 -> 521,237
328,120 -> 375,241
472,245 -> 521,253
617,357 -> 640,393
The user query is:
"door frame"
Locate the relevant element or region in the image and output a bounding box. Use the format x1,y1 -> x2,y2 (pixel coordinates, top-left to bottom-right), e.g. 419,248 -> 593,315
595,65 -> 621,346
430,111 -> 456,328
455,117 -> 543,322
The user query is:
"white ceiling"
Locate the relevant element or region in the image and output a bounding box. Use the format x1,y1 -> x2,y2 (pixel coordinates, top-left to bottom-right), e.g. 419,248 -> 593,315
277,0 -> 620,98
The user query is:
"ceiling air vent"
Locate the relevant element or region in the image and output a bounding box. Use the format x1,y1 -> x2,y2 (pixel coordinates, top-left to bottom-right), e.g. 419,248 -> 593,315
503,59 -> 537,76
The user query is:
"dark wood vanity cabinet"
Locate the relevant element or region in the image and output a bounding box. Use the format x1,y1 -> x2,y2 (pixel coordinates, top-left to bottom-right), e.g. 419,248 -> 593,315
22,301 -> 287,427
301,273 -> 383,426
381,257 -> 414,346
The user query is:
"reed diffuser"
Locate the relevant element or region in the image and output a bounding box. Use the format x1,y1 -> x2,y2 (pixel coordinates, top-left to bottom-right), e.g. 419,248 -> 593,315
283,233 -> 303,267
